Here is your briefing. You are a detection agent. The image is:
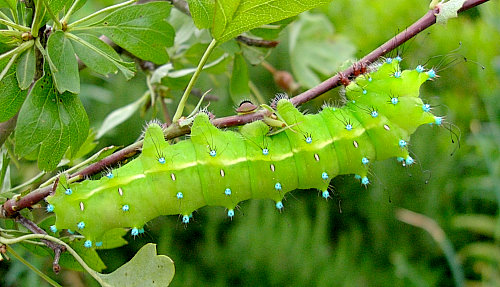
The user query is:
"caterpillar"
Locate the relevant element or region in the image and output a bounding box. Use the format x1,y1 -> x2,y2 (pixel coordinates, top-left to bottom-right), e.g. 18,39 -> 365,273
46,59 -> 441,248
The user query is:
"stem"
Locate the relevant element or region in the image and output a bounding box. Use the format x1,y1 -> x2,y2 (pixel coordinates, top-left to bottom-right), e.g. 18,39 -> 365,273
7,171 -> 45,193
0,40 -> 34,62
0,52 -> 19,82
66,0 -> 137,30
35,37 -> 58,72
0,10 -> 12,22
0,234 -> 107,286
0,19 -> 30,32
172,39 -> 217,122
61,0 -> 82,24
6,245 -> 62,287
31,0 -> 44,37
42,0 -> 62,30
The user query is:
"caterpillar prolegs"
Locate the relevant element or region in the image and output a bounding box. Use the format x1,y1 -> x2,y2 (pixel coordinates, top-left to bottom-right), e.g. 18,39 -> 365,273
46,59 -> 441,248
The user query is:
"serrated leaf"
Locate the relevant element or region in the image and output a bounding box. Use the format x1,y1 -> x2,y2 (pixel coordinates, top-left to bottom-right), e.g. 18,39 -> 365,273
188,0 -> 331,43
98,244 -> 175,287
0,58 -> 28,122
46,31 -> 80,94
230,53 -> 249,104
436,0 -> 467,24
16,45 -> 36,90
15,74 -> 89,171
96,95 -> 148,139
289,13 -> 355,88
187,0 -> 214,29
69,33 -> 136,79
87,2 -> 174,65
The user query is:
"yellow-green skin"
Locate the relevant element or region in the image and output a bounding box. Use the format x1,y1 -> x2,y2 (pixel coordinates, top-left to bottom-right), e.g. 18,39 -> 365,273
47,60 -> 438,248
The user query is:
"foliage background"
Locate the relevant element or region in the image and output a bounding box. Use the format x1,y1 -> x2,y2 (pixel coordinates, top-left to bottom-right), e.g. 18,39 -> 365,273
1,0 -> 499,286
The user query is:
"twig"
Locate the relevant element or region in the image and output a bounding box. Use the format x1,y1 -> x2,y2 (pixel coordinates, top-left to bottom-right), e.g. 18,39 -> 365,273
0,0 -> 489,218
15,215 -> 66,274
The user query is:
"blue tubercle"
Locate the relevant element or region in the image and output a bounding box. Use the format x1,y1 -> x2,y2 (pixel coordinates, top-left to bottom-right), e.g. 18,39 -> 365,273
345,124 -> 353,131
122,205 -> 130,212
67,229 -> 74,235
95,241 -> 103,247
276,201 -> 284,210
361,177 -> 370,185
368,77 -> 372,82
427,69 -> 436,79
65,188 -> 72,195
182,215 -> 190,224
131,227 -> 139,236
399,139 -> 407,148
397,157 -> 404,162
225,188 -> 232,196
50,225 -> 57,233
422,103 -> 431,112
77,221 -> 85,230
139,228 -> 145,234
362,157 -> 369,165
354,174 -> 361,180
227,209 -> 234,218
386,58 -> 393,64
209,150 -> 216,157
391,97 -> 398,105
84,240 -> 92,248
434,117 -> 443,125
395,56 -> 402,62
322,190 -> 330,199
371,110 -> 378,118
46,204 -> 54,213
106,172 -> 114,179
321,172 -> 329,180
275,182 -> 282,191
262,148 -> 269,155
176,192 -> 183,199
305,136 -> 312,144
405,156 -> 414,165
363,89 -> 367,95
416,65 -> 425,73
158,157 -> 166,164
393,71 -> 402,78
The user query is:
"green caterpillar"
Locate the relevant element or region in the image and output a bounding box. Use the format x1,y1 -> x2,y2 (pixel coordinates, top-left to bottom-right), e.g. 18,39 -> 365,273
46,58 -> 441,249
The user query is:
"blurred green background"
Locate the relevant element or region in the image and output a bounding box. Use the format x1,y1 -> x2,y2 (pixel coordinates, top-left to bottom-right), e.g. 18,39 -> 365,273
1,0 -> 499,286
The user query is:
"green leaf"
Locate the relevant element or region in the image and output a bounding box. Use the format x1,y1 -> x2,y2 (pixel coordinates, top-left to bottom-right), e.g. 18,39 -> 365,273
16,45 -> 36,90
14,74 -> 89,171
46,31 -> 80,94
0,149 -> 10,192
230,53 -> 250,104
188,0 -> 331,43
0,59 -> 28,122
96,95 -> 148,139
98,244 -> 175,287
68,33 -> 136,79
187,0 -> 214,29
0,0 -> 16,10
87,2 -> 175,65
289,13 -> 355,88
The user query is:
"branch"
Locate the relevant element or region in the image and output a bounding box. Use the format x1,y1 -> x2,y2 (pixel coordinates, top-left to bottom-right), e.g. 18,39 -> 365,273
0,0 -> 489,218
15,215 -> 66,274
